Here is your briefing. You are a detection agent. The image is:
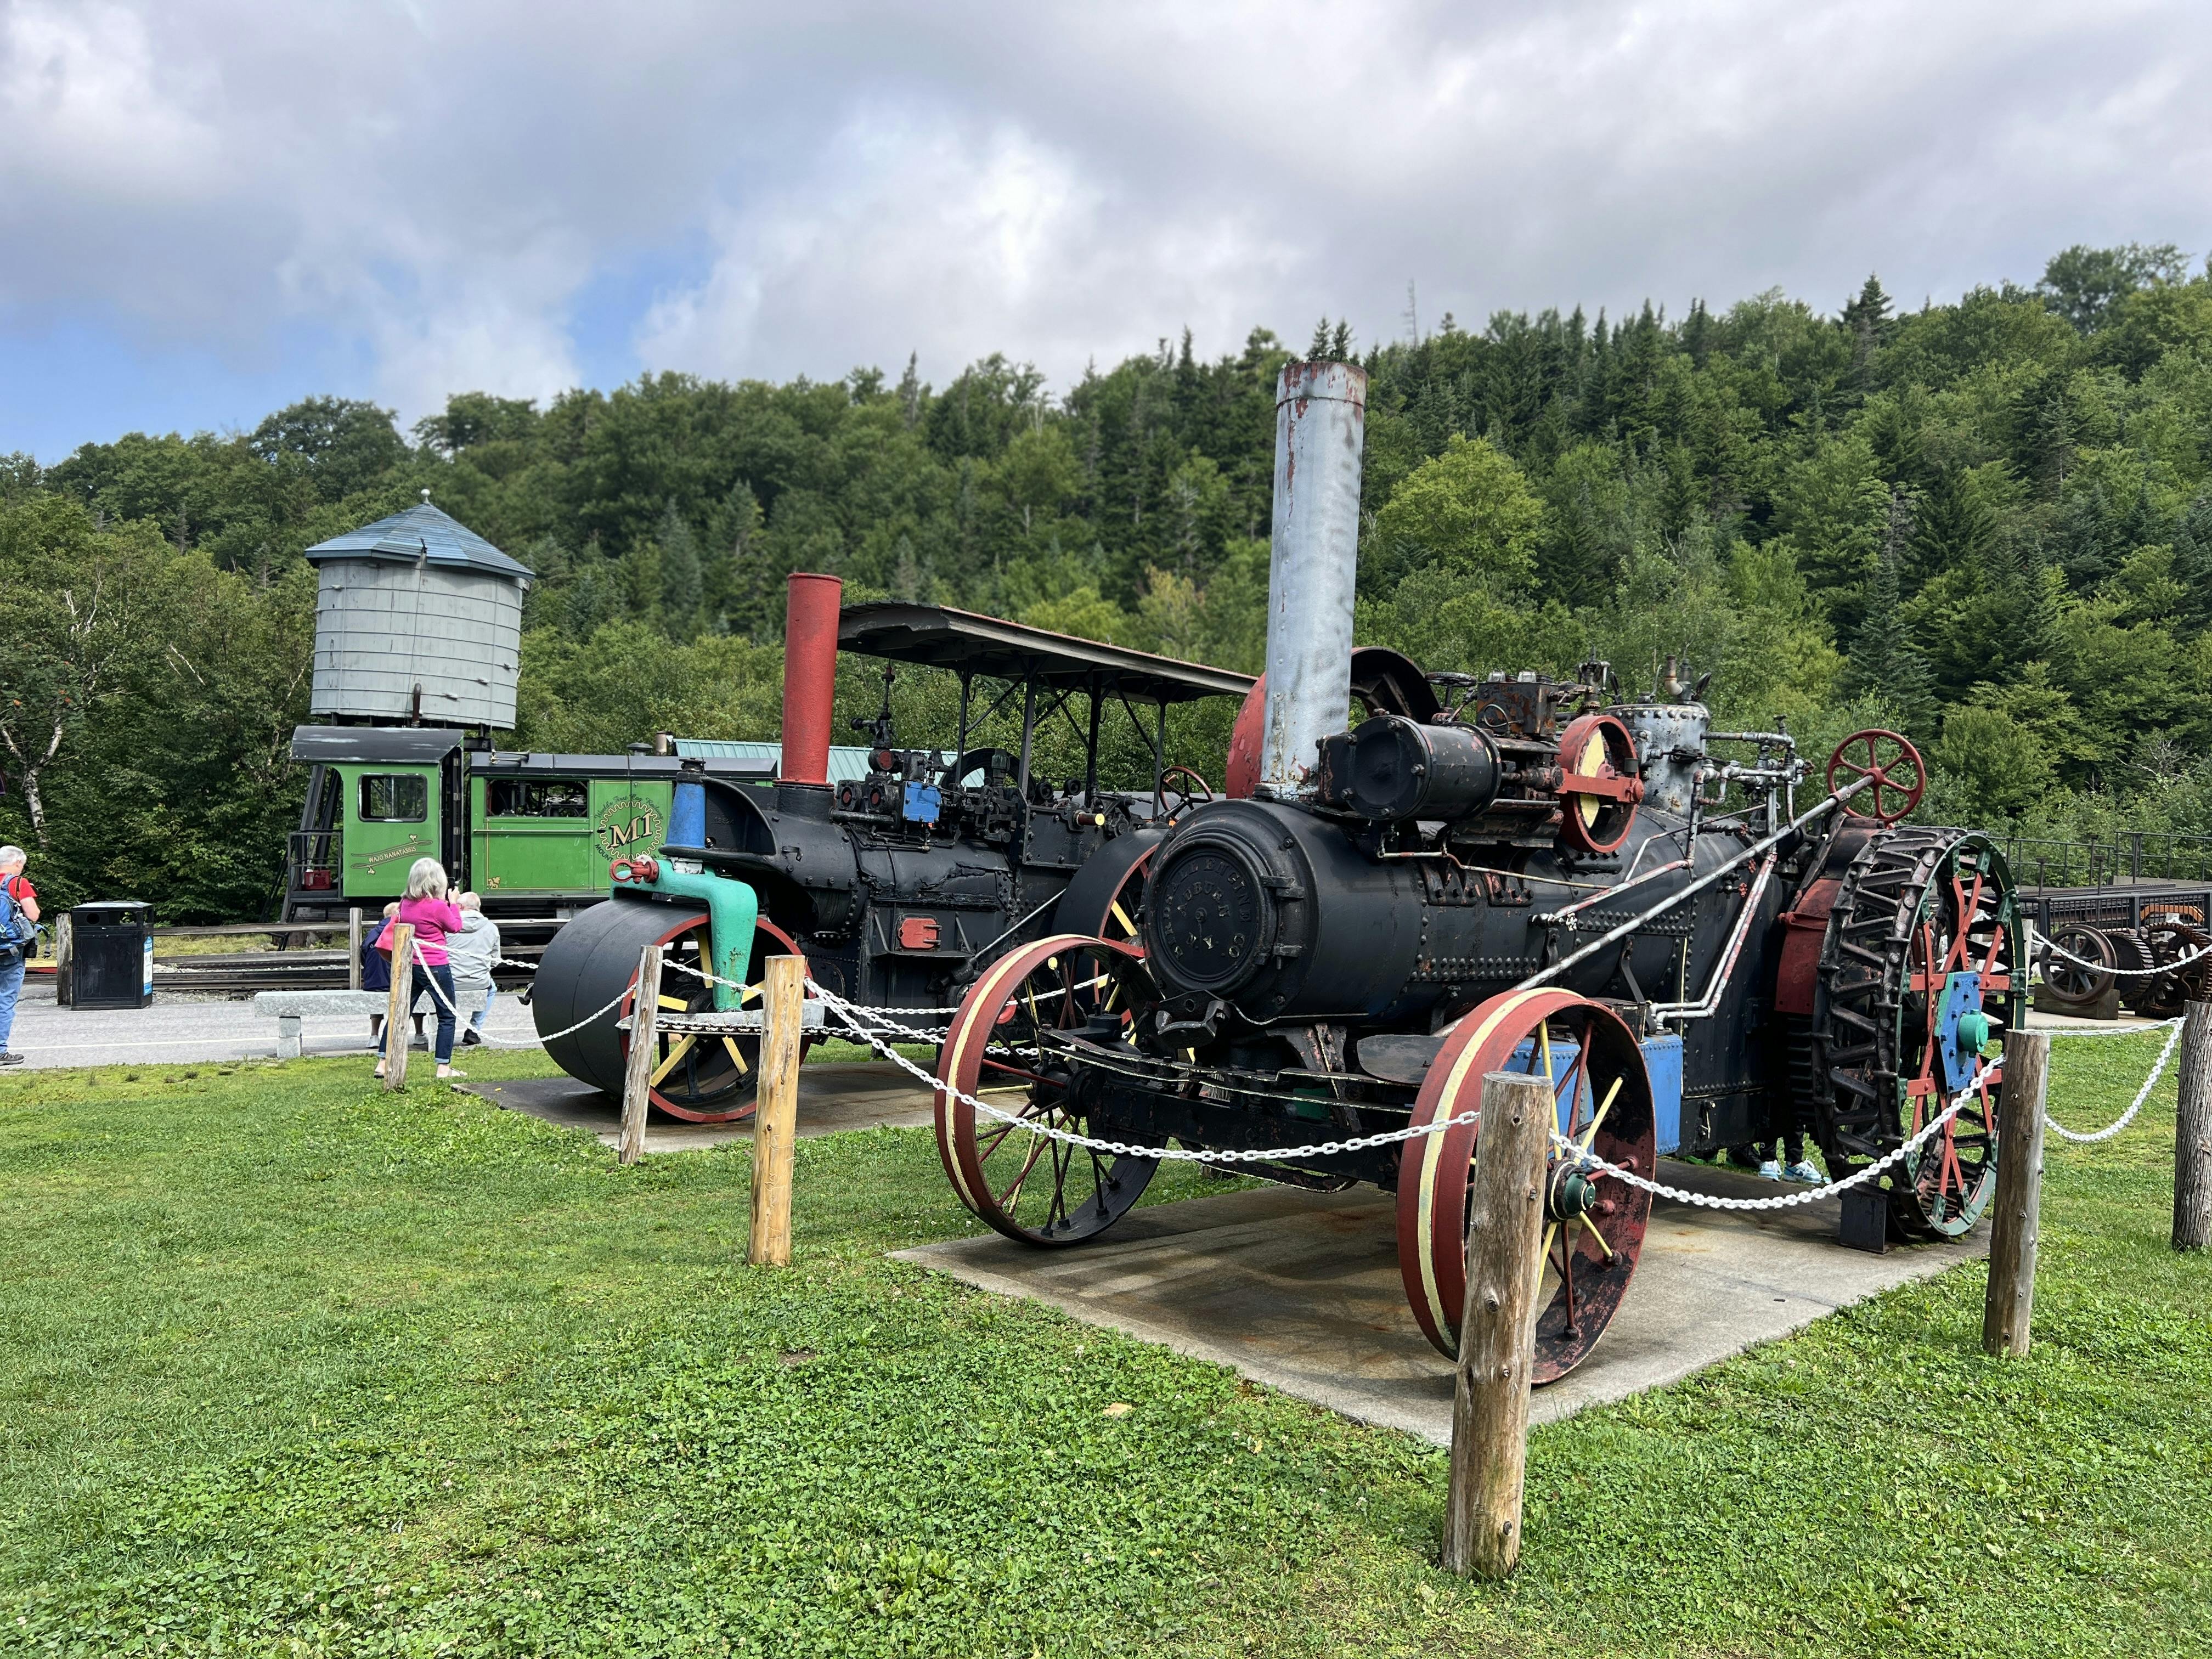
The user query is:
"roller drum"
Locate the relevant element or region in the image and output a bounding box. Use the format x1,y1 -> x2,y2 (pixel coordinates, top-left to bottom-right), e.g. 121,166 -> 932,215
533,895 -> 707,1093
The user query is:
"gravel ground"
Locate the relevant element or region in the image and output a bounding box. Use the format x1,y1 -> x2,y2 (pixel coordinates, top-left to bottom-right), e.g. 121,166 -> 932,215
1,980 -> 543,1069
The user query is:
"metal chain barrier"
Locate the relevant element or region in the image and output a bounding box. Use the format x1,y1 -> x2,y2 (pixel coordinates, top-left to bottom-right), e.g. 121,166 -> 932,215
805,978 -> 1488,1165
470,934 -> 2191,1151
410,941 -> 633,1048
1558,1086 -> 1978,1212
2029,924 -> 2212,978
2042,1016 -> 2185,1144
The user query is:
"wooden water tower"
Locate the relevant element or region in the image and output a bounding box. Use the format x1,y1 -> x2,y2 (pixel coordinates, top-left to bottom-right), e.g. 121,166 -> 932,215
304,493 -> 533,730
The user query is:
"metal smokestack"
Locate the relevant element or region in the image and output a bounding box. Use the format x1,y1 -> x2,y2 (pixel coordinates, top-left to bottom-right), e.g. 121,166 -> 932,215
780,572 -> 843,788
1259,360 -> 1368,795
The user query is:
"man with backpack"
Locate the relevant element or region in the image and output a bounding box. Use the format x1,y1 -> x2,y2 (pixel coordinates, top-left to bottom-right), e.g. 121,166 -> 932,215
0,845 -> 39,1066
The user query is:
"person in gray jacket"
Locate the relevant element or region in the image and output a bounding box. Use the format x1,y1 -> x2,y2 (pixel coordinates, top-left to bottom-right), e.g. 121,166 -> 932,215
446,893 -> 502,1046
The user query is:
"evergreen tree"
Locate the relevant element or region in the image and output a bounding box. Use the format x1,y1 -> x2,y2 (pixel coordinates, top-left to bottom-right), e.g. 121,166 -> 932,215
1844,490 -> 1934,729
1841,274 -> 1894,383
657,502 -> 703,639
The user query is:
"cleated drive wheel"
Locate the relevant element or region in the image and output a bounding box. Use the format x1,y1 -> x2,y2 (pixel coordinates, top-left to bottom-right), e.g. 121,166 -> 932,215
935,934 -> 1159,1245
1396,989 -> 1656,1381
534,896 -> 809,1123
1808,828 -> 2023,1238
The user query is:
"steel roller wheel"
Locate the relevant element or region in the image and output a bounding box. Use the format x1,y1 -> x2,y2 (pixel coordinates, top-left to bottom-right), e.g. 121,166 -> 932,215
1051,831 -> 1160,955
533,896 -> 808,1123
935,934 -> 1159,1245
2038,923 -> 2117,1011
1396,989 -> 1656,1380
1808,828 -> 2023,1238
2121,919 -> 2211,1019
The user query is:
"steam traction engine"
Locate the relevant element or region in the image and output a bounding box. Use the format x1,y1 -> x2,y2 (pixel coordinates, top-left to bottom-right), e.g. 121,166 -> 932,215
932,362 -> 2023,1379
529,577 -> 1250,1125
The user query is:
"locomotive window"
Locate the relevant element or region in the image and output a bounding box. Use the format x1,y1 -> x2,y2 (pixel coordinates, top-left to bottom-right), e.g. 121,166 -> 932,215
486,780 -> 588,819
358,774 -> 428,822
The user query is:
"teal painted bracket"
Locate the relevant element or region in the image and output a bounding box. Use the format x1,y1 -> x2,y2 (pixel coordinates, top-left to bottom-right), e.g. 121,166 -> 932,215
611,862 -> 759,1012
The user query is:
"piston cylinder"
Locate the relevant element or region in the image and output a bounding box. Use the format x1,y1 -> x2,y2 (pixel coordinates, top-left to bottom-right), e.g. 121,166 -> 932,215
1318,715 -> 1502,821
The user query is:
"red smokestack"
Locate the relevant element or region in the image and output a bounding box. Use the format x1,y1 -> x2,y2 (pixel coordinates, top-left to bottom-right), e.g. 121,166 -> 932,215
781,573 -> 843,787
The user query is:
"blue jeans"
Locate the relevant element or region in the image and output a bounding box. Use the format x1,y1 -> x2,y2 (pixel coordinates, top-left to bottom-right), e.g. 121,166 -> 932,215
422,963 -> 458,1064
462,981 -> 495,1032
0,953 -> 22,1052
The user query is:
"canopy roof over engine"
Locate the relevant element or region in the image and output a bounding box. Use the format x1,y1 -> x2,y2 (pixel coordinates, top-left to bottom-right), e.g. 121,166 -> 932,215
838,603 -> 1254,704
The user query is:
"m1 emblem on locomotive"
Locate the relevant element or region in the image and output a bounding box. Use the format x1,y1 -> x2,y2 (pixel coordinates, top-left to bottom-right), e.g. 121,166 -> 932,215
932,360 -> 2022,1378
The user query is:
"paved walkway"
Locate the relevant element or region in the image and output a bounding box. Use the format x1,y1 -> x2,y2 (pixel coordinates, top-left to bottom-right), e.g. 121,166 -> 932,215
1,981 -> 541,1069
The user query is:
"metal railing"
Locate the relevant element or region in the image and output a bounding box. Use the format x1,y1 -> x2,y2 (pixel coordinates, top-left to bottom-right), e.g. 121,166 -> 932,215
1999,831 -> 2212,890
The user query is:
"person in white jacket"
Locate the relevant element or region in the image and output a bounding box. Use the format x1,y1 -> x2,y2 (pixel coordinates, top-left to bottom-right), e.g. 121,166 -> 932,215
445,893 -> 502,1046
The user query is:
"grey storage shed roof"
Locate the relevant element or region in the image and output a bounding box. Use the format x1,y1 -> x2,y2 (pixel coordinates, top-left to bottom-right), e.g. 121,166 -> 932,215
303,500 -> 534,580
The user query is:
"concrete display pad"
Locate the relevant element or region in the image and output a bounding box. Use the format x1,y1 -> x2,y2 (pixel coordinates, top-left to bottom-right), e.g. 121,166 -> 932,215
896,1162 -> 1990,1443
461,1063 -> 947,1152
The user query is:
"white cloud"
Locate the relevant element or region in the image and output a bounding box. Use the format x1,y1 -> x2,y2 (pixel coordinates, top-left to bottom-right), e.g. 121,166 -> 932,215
636,105 -> 1289,387
3,0 -> 2209,433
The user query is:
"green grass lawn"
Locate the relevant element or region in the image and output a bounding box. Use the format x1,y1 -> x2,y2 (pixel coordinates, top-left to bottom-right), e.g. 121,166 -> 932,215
1,1037 -> 2205,1657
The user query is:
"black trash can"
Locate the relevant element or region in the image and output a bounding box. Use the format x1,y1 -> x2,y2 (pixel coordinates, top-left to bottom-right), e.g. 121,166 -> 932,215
70,901 -> 155,1009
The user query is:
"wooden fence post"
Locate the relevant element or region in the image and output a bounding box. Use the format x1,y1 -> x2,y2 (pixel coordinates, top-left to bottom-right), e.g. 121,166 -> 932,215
347,907 -> 364,991
382,924 -> 415,1091
2176,999 -> 2212,1252
1983,1028 -> 2050,1356
748,955 -> 804,1267
54,913 -> 73,1007
1443,1069 -> 1553,1579
618,944 -> 663,1166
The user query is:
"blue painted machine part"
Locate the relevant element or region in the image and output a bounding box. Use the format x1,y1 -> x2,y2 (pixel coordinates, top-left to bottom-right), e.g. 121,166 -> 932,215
1500,1032 -> 1681,1149
1936,970 -> 1988,1092
902,779 -> 942,825
610,862 -> 759,1013
1640,1034 -> 1685,1154
668,779 -> 707,848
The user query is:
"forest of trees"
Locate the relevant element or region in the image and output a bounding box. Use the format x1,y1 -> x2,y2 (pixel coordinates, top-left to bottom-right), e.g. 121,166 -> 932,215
5,241 -> 2212,919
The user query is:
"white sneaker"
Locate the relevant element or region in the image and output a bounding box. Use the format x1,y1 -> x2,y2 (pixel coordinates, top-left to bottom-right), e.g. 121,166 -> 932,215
1783,1159 -> 1824,1184
1757,1159 -> 1783,1181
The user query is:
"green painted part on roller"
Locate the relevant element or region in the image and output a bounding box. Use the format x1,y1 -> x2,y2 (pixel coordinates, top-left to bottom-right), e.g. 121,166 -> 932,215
1957,1010 -> 1993,1053
622,866 -> 759,1012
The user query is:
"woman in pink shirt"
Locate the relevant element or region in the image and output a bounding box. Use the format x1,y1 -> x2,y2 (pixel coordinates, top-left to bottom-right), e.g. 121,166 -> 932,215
395,858 -> 467,1079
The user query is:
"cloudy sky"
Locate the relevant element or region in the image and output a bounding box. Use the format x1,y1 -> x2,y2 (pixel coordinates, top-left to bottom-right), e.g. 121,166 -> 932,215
2,0 -> 2206,459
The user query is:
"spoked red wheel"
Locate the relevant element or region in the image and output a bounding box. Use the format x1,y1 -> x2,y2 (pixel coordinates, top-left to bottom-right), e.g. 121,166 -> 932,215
935,934 -> 1159,1245
1396,989 -> 1656,1381
629,914 -> 811,1122
1826,729 -> 1925,825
